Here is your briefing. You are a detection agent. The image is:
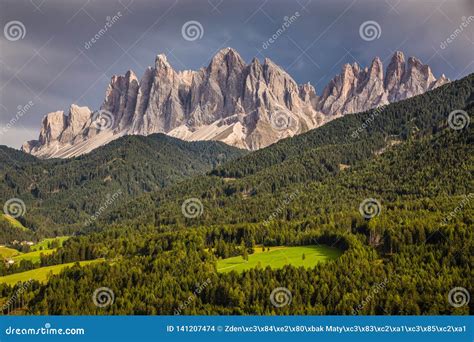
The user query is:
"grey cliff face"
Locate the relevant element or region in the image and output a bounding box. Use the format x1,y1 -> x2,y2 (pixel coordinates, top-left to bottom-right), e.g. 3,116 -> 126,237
22,49 -> 448,158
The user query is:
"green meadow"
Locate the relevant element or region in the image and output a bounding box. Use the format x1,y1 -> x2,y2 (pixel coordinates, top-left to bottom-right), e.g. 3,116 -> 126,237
12,249 -> 57,263
0,259 -> 104,286
216,245 -> 342,273
0,236 -> 70,264
0,246 -> 20,258
30,236 -> 69,251
1,214 -> 29,231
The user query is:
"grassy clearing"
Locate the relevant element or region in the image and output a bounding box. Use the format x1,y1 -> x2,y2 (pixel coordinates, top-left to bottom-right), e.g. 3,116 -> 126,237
1,237 -> 70,264
0,246 -> 20,258
0,259 -> 104,286
30,236 -> 69,251
12,249 -> 57,263
216,245 -> 342,273
1,214 -> 29,231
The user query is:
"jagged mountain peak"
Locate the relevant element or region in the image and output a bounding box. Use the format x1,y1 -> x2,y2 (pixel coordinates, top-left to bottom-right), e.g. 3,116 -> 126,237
215,46 -> 239,56
391,50 -> 405,62
155,53 -> 169,65
262,57 -> 290,75
126,69 -> 138,79
208,47 -> 245,69
368,57 -> 384,78
22,48 -> 449,158
407,56 -> 422,66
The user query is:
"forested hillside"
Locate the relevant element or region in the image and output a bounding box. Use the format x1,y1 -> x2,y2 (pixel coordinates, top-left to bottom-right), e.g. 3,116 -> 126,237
103,75 -> 474,227
0,74 -> 472,316
0,134 -> 245,239
212,75 -> 472,178
3,123 -> 471,315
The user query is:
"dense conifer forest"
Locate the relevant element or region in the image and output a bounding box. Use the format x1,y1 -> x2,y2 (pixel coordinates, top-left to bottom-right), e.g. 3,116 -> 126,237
0,74 -> 472,315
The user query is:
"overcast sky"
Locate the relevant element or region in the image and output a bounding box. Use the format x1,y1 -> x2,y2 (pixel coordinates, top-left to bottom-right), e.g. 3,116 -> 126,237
0,0 -> 473,148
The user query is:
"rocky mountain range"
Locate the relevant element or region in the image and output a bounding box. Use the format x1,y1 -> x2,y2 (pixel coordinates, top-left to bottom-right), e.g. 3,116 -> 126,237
22,48 -> 448,158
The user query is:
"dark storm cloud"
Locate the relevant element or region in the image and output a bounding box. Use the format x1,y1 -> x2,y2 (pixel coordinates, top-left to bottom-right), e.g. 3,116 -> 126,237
0,0 -> 473,147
